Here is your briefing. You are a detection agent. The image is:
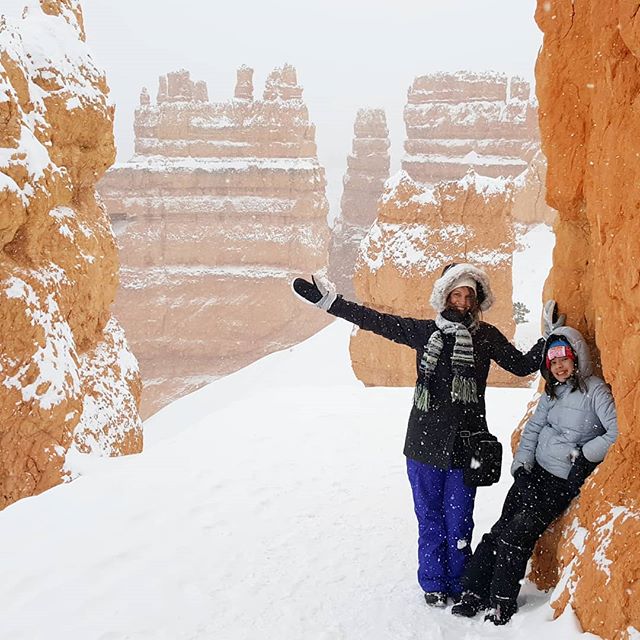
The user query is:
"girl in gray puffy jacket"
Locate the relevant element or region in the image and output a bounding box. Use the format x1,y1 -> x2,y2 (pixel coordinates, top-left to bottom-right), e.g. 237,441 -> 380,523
451,326 -> 618,625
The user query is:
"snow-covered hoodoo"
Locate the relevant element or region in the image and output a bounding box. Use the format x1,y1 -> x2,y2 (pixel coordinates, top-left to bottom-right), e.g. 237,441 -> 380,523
0,0 -> 143,508
347,171 -> 520,388
98,66 -> 331,417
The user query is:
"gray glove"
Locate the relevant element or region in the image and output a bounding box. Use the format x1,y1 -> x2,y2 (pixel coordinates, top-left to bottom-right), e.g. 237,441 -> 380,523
542,300 -> 566,338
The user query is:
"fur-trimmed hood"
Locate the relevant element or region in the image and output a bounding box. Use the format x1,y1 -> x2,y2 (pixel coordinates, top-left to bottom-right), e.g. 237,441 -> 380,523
429,263 -> 495,312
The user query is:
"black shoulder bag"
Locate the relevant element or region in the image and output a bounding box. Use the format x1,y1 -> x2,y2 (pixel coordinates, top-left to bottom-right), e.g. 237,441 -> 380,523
459,430 -> 503,487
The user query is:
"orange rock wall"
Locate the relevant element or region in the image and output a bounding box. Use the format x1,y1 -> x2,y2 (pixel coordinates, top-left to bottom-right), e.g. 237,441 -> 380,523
329,108 -> 390,299
526,2 -> 640,638
98,66 -> 330,418
0,0 -> 142,507
348,171 -> 527,388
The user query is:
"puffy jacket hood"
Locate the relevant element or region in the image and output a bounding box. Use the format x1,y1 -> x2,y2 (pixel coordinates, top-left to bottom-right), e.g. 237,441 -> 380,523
543,325 -> 593,378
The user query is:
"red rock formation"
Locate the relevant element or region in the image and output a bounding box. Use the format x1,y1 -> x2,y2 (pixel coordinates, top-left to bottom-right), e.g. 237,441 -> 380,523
98,65 -> 330,418
0,0 -> 142,508
348,171 -> 524,388
329,108 -> 390,298
523,2 -> 640,638
403,71 -> 540,184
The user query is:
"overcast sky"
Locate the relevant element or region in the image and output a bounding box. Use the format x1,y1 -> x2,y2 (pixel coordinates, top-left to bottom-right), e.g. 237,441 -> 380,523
4,0 -> 542,219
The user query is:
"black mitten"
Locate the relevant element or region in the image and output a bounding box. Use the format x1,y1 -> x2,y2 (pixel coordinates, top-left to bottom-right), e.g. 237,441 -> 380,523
566,450 -> 598,496
292,277 -> 323,304
513,466 -> 529,481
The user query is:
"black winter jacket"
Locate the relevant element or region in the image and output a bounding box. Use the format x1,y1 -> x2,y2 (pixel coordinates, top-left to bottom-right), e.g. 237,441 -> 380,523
328,297 -> 545,469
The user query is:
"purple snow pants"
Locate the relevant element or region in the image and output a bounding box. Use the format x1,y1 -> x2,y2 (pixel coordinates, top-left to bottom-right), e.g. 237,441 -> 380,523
406,458 -> 476,596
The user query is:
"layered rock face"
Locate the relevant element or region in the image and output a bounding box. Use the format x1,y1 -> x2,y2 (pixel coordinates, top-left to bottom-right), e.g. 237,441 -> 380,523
403,71 -> 540,184
0,0 -> 142,507
329,109 -> 390,298
524,2 -> 640,638
348,171 -> 522,387
98,65 -> 330,418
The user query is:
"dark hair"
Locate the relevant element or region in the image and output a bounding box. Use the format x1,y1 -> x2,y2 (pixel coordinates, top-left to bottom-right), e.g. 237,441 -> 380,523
542,336 -> 585,398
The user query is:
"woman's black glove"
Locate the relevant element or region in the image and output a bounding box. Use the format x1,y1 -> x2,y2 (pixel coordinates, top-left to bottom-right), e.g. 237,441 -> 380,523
292,277 -> 323,304
291,271 -> 337,311
566,449 -> 598,496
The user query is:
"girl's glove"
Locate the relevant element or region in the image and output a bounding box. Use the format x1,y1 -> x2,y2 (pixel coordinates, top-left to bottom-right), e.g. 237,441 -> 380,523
513,466 -> 528,481
292,269 -> 337,311
542,300 -> 566,338
510,459 -> 532,477
566,449 -> 598,496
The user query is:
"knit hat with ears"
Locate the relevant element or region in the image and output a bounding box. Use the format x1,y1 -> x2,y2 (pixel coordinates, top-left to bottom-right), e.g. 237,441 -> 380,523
429,263 -> 495,313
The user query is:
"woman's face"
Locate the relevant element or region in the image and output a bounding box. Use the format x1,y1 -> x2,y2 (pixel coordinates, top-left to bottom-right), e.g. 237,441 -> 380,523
549,356 -> 575,382
446,286 -> 476,314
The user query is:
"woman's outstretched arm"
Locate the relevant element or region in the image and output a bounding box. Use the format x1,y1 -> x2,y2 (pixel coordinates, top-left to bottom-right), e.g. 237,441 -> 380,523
488,325 -> 545,377
292,276 -> 429,349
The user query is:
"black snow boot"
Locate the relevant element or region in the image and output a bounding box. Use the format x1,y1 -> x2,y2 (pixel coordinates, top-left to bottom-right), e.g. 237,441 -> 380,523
451,592 -> 486,618
423,591 -> 448,607
484,600 -> 518,625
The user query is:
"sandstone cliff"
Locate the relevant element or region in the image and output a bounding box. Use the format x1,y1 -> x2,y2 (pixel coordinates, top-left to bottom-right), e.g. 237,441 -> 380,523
402,71 -> 540,185
329,108 -> 390,299
524,2 -> 640,638
0,0 -> 142,507
348,170 -> 524,387
98,65 -> 330,418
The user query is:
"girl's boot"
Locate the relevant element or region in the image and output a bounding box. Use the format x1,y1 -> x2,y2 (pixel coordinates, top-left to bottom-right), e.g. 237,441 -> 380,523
484,599 -> 518,625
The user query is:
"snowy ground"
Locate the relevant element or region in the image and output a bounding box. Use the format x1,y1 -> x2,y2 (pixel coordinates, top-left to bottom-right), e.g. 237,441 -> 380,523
0,318 -> 597,640
512,223 -> 556,348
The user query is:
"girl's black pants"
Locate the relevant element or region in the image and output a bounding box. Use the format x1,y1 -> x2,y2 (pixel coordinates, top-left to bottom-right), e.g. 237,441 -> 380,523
461,462 -> 576,606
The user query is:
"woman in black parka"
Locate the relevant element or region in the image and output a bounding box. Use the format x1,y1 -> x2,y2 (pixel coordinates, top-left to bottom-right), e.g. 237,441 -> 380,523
293,263 -> 552,606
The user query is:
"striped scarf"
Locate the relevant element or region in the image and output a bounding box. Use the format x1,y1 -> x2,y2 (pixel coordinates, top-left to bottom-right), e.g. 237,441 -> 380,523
413,313 -> 478,412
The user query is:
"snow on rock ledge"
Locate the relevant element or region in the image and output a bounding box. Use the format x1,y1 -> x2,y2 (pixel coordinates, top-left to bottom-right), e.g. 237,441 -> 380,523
0,0 -> 142,508
348,170 -> 525,388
